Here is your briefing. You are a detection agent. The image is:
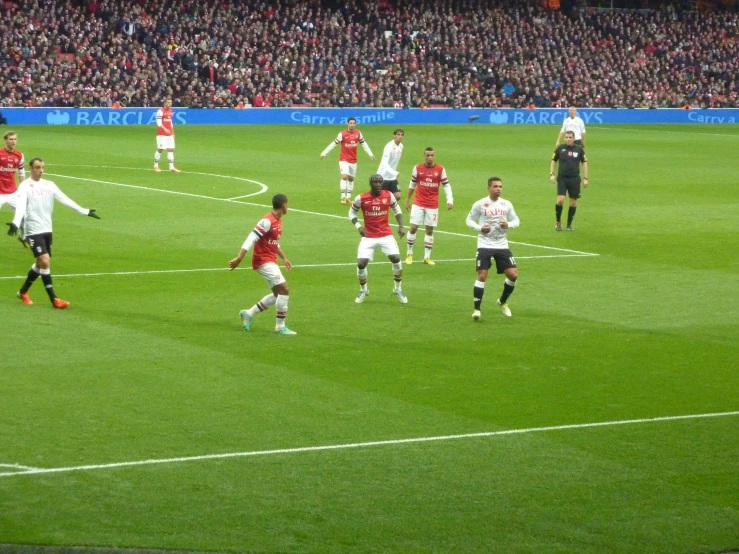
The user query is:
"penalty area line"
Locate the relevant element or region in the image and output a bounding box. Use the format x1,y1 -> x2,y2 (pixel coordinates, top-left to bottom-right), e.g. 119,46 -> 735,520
1,410 -> 737,478
0,254 -> 594,281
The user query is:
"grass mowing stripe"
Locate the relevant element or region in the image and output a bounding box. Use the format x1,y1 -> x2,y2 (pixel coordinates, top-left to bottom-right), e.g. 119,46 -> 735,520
0,254 -> 595,280
3,410 -> 736,479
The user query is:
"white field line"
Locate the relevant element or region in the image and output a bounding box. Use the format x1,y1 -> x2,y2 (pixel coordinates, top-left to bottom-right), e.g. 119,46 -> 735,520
46,171 -> 600,257
0,255 -> 592,281
47,165 -> 269,198
0,463 -> 41,471
2,410 -> 736,479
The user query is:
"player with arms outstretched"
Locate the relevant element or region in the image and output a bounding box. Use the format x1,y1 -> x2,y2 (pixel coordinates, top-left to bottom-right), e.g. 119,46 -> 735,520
7,157 -> 101,308
228,194 -> 296,335
154,98 -> 180,173
349,174 -> 407,304
466,177 -> 520,321
405,147 -> 453,265
0,131 -> 27,245
320,117 -> 375,204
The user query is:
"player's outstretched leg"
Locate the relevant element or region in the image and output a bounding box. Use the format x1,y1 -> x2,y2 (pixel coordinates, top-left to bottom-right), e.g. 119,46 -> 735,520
240,294 -> 277,331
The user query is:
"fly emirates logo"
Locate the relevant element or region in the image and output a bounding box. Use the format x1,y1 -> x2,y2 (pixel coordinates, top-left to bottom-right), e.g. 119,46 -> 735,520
421,179 -> 439,188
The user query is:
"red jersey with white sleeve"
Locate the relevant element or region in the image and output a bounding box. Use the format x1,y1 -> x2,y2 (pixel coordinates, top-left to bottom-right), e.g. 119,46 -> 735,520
249,212 -> 282,269
0,148 -> 25,194
156,107 -> 174,136
321,129 -> 375,163
409,163 -> 452,209
350,190 -> 399,238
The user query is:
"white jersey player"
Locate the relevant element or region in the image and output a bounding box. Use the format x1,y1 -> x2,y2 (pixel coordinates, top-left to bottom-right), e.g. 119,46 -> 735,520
556,106 -> 586,147
8,157 -> 101,308
376,129 -> 405,201
465,177 -> 520,321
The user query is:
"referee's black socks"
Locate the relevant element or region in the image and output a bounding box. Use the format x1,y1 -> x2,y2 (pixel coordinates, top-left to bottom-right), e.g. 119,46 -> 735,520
567,206 -> 577,226
555,204 -> 563,222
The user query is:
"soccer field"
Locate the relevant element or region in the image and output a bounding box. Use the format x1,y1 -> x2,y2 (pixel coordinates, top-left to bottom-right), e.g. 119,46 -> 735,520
1,123 -> 737,554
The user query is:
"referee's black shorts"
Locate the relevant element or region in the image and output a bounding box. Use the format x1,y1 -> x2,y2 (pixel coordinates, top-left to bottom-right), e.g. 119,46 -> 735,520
557,176 -> 581,199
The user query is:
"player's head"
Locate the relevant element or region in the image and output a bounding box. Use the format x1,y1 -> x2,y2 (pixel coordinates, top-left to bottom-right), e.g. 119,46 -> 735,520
272,193 -> 288,214
568,106 -> 577,118
4,131 -> 17,150
347,117 -> 356,131
29,157 -> 44,179
369,173 -> 384,195
565,131 -> 575,145
164,97 -> 172,109
393,129 -> 405,144
423,147 -> 435,167
487,176 -> 503,199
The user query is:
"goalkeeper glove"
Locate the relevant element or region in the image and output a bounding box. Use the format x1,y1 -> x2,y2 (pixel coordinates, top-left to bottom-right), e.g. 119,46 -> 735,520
6,223 -> 18,236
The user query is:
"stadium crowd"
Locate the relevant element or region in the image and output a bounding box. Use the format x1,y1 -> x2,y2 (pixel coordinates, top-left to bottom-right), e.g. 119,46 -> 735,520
1,0 -> 738,109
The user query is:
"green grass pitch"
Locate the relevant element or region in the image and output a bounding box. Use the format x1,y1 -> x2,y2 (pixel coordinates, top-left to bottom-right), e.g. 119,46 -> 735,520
0,123 -> 737,554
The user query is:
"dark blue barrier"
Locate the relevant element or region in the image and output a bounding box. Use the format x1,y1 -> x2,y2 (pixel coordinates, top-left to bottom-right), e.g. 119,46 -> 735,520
2,107 -> 738,125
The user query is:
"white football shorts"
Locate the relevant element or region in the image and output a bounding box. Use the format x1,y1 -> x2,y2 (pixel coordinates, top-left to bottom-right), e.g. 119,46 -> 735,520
409,205 -> 439,227
339,161 -> 358,177
255,262 -> 286,289
357,235 -> 400,261
156,135 -> 176,150
0,192 -> 18,210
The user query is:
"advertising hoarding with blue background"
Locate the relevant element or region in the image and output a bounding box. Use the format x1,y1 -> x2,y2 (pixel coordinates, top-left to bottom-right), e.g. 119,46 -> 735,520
2,107 -> 737,126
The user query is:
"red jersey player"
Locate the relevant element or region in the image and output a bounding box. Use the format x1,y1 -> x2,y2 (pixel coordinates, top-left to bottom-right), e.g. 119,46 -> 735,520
320,117 -> 375,204
0,131 -> 27,244
228,193 -> 296,335
404,147 -> 453,265
154,97 -> 180,173
349,174 -> 407,304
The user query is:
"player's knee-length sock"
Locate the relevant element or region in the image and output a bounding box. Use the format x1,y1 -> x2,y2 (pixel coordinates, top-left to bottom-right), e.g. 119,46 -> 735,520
340,179 -> 348,200
500,278 -> 516,304
406,232 -> 416,255
555,204 -> 563,222
567,206 -> 577,226
275,294 -> 289,330
154,152 -> 161,167
39,268 -> 57,301
346,180 -> 354,199
392,262 -> 402,291
424,235 -> 434,260
246,293 -> 276,318
357,267 -> 368,291
19,264 -> 40,294
167,152 -> 175,170
474,280 -> 485,310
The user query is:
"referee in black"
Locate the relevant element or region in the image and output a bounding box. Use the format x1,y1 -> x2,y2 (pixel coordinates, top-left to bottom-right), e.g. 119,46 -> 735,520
550,130 -> 588,231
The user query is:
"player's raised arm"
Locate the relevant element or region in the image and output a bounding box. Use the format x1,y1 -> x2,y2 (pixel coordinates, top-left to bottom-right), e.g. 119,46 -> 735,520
52,183 -> 94,216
